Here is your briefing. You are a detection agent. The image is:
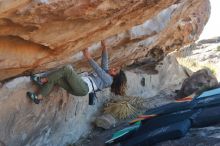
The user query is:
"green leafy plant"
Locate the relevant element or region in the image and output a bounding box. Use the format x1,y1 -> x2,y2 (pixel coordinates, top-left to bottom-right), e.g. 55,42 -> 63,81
216,46 -> 220,51
202,64 -> 217,75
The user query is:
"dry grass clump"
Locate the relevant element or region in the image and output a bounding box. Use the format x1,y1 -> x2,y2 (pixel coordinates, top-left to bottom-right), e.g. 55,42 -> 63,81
104,95 -> 145,120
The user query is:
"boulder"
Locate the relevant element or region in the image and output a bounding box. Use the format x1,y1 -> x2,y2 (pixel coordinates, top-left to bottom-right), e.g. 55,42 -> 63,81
176,68 -> 219,98
95,114 -> 116,130
0,77 -> 100,146
0,0 -> 210,81
0,54 -> 190,146
0,0 -> 212,145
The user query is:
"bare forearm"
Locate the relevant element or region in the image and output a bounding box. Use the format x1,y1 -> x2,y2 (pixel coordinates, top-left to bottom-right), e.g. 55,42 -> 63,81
83,48 -> 92,60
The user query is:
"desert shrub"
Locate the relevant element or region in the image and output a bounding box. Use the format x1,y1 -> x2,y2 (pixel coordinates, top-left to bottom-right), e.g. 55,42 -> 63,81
177,57 -> 217,75
216,46 -> 220,51
104,96 -> 145,119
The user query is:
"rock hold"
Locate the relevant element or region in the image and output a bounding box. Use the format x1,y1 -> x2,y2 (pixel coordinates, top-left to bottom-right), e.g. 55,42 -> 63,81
95,114 -> 116,130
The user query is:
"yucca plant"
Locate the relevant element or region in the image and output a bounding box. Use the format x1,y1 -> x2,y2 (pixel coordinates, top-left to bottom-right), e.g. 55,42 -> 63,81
104,95 -> 145,119
104,100 -> 137,120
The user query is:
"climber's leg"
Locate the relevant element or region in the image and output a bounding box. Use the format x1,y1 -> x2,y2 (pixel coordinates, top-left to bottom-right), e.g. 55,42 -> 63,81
39,65 -> 89,97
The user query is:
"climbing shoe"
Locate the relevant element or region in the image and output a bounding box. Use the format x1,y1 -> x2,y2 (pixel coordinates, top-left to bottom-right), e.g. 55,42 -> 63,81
30,75 -> 45,85
26,91 -> 40,104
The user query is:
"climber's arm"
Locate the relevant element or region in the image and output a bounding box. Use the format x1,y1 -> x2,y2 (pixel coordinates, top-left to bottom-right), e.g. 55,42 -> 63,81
100,40 -> 109,71
83,48 -> 112,82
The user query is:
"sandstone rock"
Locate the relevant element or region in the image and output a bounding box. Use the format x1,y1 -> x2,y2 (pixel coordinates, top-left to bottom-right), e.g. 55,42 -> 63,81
0,76 -> 110,146
0,54 -> 189,146
0,0 -> 212,145
95,114 -> 116,130
0,0 -> 210,81
126,53 -> 189,98
176,68 -> 219,99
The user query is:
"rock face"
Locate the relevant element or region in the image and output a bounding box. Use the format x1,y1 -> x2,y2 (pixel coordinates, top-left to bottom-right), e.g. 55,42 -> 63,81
0,0 -> 211,146
0,54 -> 189,146
0,77 -> 110,146
0,0 -> 210,81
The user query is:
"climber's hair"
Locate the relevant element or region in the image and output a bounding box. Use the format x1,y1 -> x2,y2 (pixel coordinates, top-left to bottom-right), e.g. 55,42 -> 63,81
111,70 -> 127,96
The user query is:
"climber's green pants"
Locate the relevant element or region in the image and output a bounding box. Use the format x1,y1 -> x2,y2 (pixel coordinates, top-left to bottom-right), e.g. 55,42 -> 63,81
39,65 -> 89,97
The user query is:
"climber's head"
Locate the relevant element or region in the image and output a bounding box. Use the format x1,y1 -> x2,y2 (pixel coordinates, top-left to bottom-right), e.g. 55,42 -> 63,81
108,67 -> 120,76
110,69 -> 127,96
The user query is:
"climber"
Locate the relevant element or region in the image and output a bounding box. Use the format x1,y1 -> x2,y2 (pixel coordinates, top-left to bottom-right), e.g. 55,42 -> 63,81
26,40 -> 127,104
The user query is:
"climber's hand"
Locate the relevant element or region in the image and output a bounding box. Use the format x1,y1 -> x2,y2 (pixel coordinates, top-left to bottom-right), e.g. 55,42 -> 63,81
83,48 -> 92,60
